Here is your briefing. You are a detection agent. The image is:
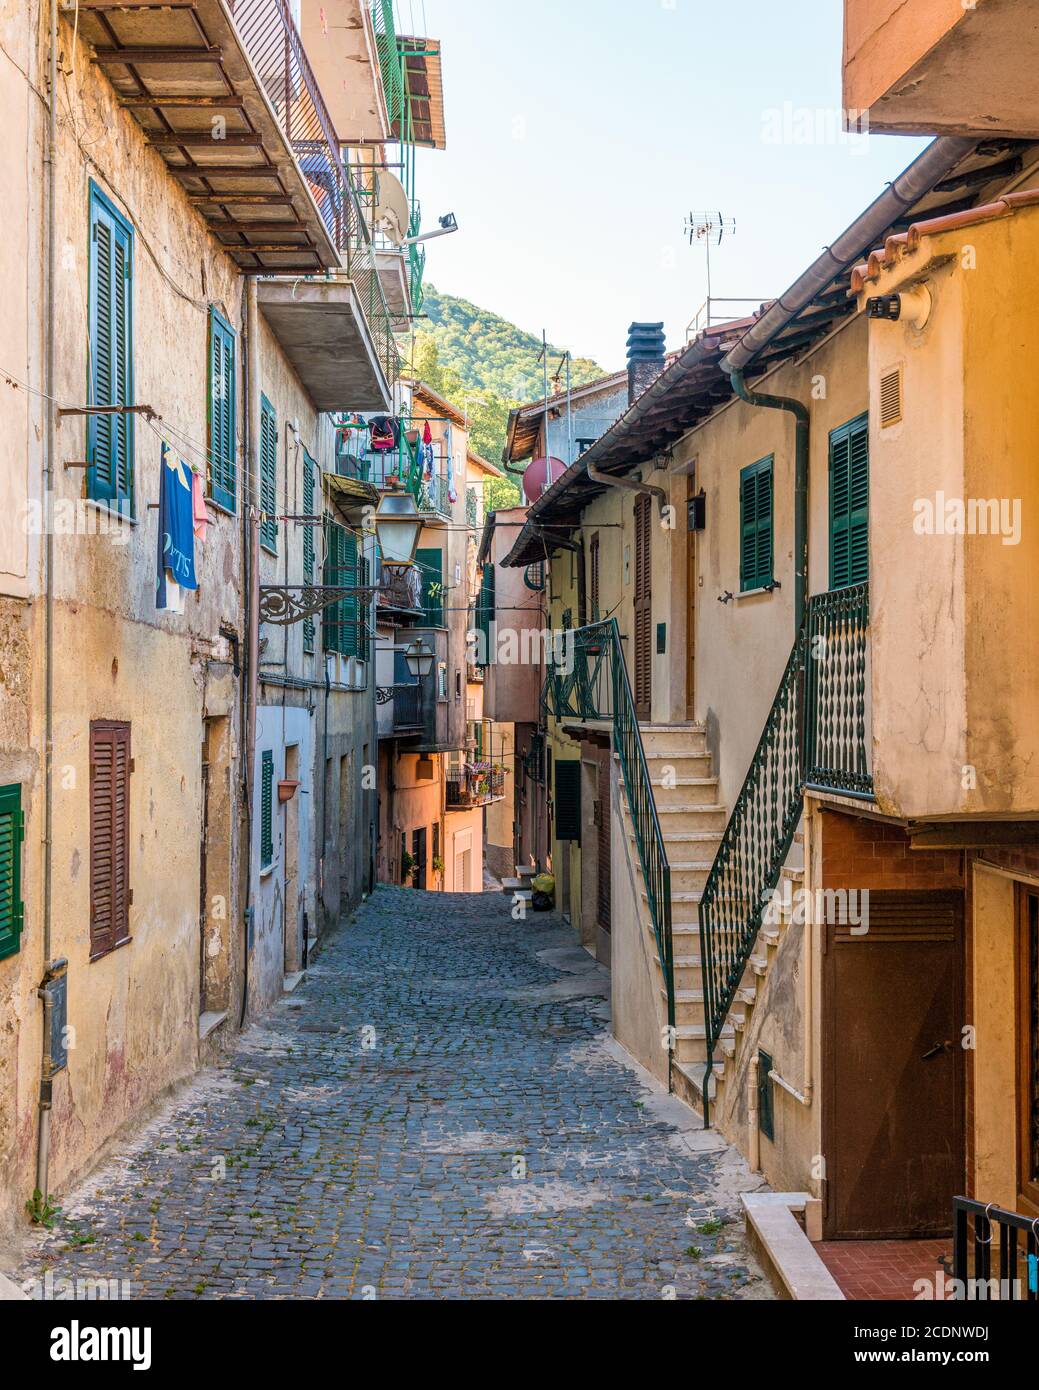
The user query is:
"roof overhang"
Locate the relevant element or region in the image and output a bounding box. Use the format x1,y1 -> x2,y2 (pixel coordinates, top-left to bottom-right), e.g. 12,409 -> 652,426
257,278 -> 391,412
504,135 -> 1039,565
68,0 -> 341,275
397,36 -> 446,149
374,248 -> 411,324
503,370 -> 629,464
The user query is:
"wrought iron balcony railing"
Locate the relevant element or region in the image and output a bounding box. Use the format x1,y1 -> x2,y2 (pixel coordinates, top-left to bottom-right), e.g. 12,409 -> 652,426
228,0 -> 401,388
447,768 -> 506,809
392,683 -> 421,730
544,620 -> 674,1052
698,582 -> 872,1120
417,473 -> 452,519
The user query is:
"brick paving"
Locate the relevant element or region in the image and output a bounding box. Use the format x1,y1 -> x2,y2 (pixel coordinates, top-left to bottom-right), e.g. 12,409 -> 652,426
18,887 -> 771,1301
815,1239 -> 952,1300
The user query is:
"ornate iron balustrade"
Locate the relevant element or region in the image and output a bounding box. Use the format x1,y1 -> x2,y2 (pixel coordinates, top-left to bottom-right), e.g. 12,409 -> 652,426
229,0 -> 400,388
447,768 -> 506,809
417,473 -> 452,518
953,1197 -> 1039,1300
545,620 -> 674,1049
698,582 -> 872,1121
698,628 -> 807,1122
804,582 -> 872,796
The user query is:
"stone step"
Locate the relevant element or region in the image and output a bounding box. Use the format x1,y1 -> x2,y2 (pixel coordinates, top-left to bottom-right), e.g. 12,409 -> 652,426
516,866 -> 536,880
643,750 -> 714,775
649,777 -> 720,808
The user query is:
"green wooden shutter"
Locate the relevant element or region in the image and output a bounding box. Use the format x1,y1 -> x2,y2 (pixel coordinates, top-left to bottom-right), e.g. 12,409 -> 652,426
302,451 -> 316,654
358,554 -> 370,661
260,751 -> 274,870
829,414 -> 869,589
555,761 -> 582,842
87,184 -> 134,510
417,547 -> 443,627
259,395 -> 278,552
341,529 -> 359,658
740,456 -> 773,591
0,784 -> 24,961
207,308 -> 236,512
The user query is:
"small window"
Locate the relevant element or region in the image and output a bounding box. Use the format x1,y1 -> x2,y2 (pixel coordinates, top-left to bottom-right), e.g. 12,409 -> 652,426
87,183 -> 134,512
0,783 -> 25,961
207,307 -> 236,512
89,721 -> 132,960
260,751 -> 274,870
739,456 -> 773,592
259,394 -> 278,553
829,414 -> 869,590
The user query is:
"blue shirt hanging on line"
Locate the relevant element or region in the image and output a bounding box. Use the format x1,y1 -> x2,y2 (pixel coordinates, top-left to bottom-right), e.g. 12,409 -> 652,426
156,443 -> 198,611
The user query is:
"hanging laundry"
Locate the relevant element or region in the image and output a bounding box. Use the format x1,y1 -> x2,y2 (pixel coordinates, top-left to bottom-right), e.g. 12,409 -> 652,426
368,416 -> 399,452
156,443 -> 198,613
421,420 -> 434,479
191,469 -> 208,543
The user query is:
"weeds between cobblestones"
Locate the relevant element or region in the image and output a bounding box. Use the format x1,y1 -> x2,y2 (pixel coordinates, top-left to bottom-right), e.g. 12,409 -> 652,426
19,887 -> 771,1301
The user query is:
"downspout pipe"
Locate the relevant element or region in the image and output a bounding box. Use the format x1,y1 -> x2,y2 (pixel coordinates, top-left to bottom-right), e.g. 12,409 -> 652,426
37,0 -> 59,1204
586,462 -> 667,517
729,370 -> 809,633
241,276 -> 261,1028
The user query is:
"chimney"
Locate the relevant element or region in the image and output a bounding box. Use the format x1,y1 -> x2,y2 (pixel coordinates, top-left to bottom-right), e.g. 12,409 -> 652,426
626,322 -> 666,404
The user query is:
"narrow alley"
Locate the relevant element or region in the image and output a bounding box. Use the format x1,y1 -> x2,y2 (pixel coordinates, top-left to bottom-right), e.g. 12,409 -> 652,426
18,891 -> 768,1301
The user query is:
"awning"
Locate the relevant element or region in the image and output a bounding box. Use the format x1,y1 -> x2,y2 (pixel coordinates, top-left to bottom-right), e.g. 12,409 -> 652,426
396,36 -> 446,150
324,471 -> 379,522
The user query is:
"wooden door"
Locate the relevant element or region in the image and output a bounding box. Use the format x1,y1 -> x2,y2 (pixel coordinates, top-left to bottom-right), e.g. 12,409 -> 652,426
1018,890 -> 1039,1214
633,495 -> 652,721
823,890 -> 964,1238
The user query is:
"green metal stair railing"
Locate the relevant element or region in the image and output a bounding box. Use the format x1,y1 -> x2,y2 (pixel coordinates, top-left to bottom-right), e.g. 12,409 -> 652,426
545,620 -> 675,1055
698,581 -> 872,1123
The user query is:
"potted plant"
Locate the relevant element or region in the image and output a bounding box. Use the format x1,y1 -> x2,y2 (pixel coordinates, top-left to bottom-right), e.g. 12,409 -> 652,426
432,855 -> 445,885
400,849 -> 415,884
277,779 -> 301,804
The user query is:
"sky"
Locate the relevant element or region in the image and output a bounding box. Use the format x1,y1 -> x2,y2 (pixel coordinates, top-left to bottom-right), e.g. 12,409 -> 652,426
405,0 -> 930,371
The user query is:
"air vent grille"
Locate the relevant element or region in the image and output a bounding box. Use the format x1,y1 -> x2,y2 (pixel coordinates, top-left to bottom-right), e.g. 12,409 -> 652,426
880,366 -> 902,428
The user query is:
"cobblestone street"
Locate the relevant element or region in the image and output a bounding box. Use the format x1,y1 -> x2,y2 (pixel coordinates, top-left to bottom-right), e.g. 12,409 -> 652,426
20,889 -> 770,1301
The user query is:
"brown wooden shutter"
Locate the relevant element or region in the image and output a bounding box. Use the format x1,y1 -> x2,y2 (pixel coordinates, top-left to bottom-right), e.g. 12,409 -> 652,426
633,495 -> 652,720
90,720 -> 132,960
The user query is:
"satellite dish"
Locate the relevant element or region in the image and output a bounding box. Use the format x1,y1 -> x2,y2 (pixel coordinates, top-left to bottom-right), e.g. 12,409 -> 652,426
374,170 -> 410,248
522,456 -> 567,505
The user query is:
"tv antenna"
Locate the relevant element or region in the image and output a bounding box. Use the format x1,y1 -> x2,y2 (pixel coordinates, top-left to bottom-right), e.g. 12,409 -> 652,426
685,210 -> 735,306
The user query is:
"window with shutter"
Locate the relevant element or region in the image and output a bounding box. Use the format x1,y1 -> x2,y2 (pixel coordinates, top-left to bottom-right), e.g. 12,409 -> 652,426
358,554 -> 370,661
740,456 -> 774,592
829,414 -> 869,590
302,451 -> 316,654
89,721 -> 132,961
260,750 -> 274,870
87,184 -> 134,512
0,783 -> 24,961
259,395 -> 278,553
417,547 -> 444,627
207,308 -> 236,512
555,761 -> 582,842
323,522 -> 358,657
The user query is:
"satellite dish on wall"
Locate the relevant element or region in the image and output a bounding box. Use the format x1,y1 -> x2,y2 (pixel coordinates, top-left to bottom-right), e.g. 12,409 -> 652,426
523,456 -> 566,504
374,170 -> 410,247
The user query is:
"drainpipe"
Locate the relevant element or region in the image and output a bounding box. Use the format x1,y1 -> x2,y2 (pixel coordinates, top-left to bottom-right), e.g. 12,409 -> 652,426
729,370 -> 809,633
241,277 -> 261,1027
586,462 -> 668,517
36,0 -> 59,1203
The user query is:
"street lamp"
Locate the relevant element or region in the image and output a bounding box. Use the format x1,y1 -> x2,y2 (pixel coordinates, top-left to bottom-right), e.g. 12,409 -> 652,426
404,637 -> 436,679
374,490 -> 422,569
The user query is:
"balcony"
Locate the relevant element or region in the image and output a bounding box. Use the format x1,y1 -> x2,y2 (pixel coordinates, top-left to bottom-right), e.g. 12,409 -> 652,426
416,473 -> 452,524
377,562 -> 423,619
843,0 -> 1039,138
69,0 -> 341,274
446,766 -> 506,810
